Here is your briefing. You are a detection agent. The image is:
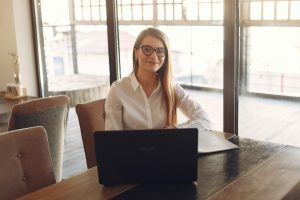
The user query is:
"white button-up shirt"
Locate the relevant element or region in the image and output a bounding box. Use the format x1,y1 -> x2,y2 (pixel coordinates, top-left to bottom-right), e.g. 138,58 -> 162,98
105,73 -> 213,131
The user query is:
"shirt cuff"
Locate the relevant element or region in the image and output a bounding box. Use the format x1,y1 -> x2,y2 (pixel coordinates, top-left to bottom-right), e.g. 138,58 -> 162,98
175,123 -> 187,129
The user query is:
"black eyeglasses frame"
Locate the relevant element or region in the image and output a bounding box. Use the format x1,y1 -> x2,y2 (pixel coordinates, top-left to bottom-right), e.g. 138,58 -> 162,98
136,45 -> 166,58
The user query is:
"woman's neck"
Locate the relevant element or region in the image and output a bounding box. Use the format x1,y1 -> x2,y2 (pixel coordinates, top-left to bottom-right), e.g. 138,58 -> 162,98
136,70 -> 158,97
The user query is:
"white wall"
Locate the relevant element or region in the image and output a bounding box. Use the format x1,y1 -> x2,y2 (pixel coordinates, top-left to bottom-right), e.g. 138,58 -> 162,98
0,0 -> 38,96
0,0 -> 17,89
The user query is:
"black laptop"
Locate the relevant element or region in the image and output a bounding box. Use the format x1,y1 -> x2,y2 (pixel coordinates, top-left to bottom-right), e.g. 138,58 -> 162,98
94,128 -> 198,185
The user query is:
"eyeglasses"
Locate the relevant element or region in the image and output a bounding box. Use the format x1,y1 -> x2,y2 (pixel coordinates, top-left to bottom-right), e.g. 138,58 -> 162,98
137,45 -> 166,58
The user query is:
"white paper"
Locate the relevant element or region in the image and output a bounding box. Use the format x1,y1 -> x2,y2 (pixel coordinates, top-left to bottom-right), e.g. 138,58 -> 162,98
198,130 -> 239,154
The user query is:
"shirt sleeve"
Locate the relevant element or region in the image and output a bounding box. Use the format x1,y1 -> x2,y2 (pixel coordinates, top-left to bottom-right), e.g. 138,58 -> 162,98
174,83 -> 213,131
104,82 -> 123,130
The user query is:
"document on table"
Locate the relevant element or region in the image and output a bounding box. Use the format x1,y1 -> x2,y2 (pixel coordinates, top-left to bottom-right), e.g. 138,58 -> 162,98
198,130 -> 239,154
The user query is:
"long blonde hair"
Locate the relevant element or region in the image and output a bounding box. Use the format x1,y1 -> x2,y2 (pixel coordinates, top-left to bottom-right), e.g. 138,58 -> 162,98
132,27 -> 177,126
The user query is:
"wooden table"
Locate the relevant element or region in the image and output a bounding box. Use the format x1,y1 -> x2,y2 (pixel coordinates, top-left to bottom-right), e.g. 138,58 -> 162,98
16,135 -> 300,200
17,167 -> 136,200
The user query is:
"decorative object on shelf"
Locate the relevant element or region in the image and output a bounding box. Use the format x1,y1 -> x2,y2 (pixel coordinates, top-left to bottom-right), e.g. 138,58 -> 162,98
5,52 -> 26,99
5,83 -> 24,99
9,52 -> 21,84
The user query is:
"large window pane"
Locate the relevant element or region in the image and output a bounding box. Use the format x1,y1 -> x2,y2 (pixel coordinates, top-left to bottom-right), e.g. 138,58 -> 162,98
263,1 -> 275,20
246,27 -> 300,96
250,2 -> 262,20
290,1 -> 300,19
36,0 -> 110,106
75,25 -> 109,77
239,27 -> 300,146
276,1 -> 289,20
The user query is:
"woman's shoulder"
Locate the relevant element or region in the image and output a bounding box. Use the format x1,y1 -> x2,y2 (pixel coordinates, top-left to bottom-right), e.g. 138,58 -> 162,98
107,75 -> 132,100
111,74 -> 132,88
172,81 -> 184,92
172,81 -> 187,100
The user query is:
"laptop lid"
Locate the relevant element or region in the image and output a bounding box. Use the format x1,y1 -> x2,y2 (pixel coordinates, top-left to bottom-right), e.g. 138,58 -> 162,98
94,128 -> 198,185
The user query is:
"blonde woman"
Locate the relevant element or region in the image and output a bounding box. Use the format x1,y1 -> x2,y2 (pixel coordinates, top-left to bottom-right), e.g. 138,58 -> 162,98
105,27 -> 213,131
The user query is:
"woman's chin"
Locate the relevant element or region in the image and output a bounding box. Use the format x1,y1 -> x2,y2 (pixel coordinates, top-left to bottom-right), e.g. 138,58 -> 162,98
148,65 -> 162,73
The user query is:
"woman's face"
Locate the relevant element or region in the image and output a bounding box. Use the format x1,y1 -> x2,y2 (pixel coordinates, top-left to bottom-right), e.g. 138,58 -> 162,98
134,35 -> 166,74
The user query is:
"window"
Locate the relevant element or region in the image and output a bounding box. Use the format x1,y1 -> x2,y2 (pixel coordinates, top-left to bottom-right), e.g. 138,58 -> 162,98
117,0 -> 224,131
73,0 -> 107,21
238,0 -> 300,145
33,0 -> 300,146
34,0 -> 110,105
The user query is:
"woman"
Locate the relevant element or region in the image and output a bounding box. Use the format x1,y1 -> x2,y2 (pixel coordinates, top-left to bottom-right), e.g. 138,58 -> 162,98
105,27 -> 213,131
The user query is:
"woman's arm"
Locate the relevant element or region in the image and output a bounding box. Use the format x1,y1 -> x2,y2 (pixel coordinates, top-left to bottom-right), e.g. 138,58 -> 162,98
104,83 -> 123,130
175,83 -> 213,131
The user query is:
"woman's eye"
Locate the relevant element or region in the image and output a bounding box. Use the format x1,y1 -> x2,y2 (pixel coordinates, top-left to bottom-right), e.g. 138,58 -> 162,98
144,47 -> 152,52
157,49 -> 164,54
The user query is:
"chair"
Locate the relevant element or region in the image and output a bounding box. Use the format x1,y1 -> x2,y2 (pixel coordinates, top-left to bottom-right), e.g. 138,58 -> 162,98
75,99 -> 105,169
0,126 -> 56,200
8,95 -> 70,182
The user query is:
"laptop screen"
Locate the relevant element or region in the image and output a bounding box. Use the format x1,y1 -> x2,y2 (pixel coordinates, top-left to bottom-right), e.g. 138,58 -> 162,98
94,128 -> 198,185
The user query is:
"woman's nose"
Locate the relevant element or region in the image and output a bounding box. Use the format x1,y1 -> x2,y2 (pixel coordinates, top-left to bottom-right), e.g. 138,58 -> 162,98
150,50 -> 159,58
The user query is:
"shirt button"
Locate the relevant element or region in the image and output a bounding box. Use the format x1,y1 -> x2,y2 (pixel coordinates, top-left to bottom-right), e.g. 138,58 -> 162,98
16,153 -> 21,158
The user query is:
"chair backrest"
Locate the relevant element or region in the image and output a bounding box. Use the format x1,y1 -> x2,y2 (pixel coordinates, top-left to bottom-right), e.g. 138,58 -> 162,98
8,95 -> 70,182
75,99 -> 105,169
0,126 -> 56,200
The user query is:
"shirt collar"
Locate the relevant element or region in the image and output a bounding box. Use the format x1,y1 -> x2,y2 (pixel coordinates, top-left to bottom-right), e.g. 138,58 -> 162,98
129,72 -> 140,91
129,72 -> 162,92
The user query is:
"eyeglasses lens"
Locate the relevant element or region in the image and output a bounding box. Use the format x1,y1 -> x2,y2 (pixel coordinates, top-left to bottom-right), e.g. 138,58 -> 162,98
141,46 -> 165,57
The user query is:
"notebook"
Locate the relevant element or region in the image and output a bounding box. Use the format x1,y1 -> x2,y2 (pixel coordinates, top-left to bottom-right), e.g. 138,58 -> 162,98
197,130 -> 239,154
94,128 -> 198,185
